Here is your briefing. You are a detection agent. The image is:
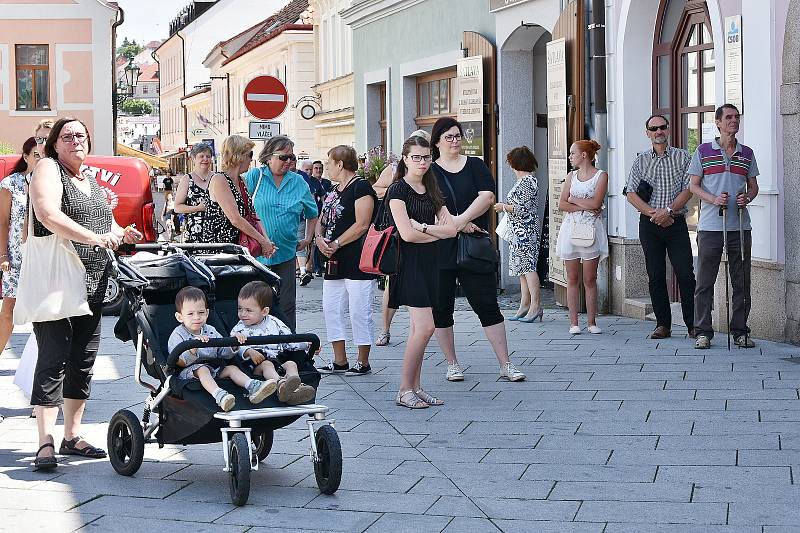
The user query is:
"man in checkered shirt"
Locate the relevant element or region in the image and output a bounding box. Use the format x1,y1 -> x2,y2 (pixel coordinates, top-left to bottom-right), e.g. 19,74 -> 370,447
626,114 -> 696,340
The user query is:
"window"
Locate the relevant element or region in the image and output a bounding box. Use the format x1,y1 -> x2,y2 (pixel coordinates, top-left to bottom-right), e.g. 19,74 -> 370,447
415,70 -> 457,128
142,85 -> 149,95
15,45 -> 49,110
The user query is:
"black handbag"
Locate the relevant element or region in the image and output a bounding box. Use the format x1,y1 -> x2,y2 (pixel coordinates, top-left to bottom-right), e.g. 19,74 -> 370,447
437,167 -> 498,273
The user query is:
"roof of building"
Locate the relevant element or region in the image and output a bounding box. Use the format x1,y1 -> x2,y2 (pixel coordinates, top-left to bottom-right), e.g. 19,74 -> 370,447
181,85 -> 211,101
221,0 -> 312,66
138,63 -> 159,83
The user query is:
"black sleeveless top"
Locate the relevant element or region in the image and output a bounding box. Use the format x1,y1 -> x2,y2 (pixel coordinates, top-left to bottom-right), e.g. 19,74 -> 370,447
202,172 -> 246,244
33,159 -> 113,304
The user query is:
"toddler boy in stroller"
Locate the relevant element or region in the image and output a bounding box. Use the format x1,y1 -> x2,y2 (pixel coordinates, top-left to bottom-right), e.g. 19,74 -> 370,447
232,281 -> 316,405
168,286 -> 277,411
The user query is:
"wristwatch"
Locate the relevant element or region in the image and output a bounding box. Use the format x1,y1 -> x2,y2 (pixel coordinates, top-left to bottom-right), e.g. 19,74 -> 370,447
422,223 -> 428,233
333,239 -> 340,247
667,207 -> 674,216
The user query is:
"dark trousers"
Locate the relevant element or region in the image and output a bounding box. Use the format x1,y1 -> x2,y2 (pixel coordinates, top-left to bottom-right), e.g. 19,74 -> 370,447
31,303 -> 103,406
433,268 -> 504,329
694,230 -> 752,339
270,259 -> 297,332
639,216 -> 696,329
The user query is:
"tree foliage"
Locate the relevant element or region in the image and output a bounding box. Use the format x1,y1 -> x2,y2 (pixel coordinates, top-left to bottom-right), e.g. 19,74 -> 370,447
121,98 -> 154,116
117,37 -> 143,60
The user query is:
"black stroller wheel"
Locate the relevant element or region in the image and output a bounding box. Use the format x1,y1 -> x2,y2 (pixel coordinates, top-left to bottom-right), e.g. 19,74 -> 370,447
313,425 -> 342,494
107,410 -> 145,476
252,429 -> 273,462
229,432 -> 251,506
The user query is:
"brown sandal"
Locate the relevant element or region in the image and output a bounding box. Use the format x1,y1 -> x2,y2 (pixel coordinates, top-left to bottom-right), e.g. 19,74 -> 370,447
59,436 -> 107,459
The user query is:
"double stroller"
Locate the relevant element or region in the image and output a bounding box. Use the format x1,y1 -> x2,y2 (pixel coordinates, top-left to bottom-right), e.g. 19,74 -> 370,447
107,243 -> 341,505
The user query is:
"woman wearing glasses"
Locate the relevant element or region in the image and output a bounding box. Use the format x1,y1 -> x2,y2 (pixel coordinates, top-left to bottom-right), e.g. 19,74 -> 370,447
34,119 -> 53,148
204,135 -> 275,255
174,142 -> 215,243
430,117 -> 526,383
244,135 -> 317,332
387,136 -> 457,408
0,137 -> 40,352
28,117 -> 142,470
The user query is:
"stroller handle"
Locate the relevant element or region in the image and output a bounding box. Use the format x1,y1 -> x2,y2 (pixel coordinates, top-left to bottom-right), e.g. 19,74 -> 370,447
118,243 -> 250,255
167,333 -> 321,370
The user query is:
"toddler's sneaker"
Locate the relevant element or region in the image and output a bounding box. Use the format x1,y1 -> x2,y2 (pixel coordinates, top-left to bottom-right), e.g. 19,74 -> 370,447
277,375 -> 302,403
499,362 -> 526,382
214,389 -> 236,412
285,384 -> 316,405
247,379 -> 277,404
446,362 -> 464,381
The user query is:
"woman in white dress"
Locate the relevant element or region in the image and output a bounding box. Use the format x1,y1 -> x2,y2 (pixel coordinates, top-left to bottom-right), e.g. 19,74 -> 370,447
556,139 -> 609,335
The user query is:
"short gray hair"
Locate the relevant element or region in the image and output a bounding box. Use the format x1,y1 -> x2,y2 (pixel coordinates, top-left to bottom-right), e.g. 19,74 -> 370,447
189,142 -> 213,158
258,135 -> 294,165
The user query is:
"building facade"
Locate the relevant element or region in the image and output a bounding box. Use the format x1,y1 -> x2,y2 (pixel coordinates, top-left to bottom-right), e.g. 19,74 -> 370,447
310,0 -> 356,158
154,0 -> 291,153
0,0 -> 119,154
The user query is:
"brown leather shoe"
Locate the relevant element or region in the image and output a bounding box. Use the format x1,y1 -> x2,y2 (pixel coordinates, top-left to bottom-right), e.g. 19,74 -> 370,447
650,326 -> 671,339
688,328 -> 699,339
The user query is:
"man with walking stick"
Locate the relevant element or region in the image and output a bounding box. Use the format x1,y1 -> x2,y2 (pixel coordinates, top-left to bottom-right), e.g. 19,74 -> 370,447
626,114 -> 696,340
688,104 -> 759,349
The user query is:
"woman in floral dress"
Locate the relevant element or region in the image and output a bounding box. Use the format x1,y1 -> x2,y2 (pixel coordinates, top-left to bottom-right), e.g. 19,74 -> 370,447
0,137 -> 39,351
494,146 -> 542,323
174,142 -> 214,243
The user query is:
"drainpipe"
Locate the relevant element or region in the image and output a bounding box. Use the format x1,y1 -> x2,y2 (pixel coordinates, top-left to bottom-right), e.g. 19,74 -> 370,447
111,5 -> 125,155
586,0 -> 609,311
152,48 -> 161,146
177,31 -> 188,146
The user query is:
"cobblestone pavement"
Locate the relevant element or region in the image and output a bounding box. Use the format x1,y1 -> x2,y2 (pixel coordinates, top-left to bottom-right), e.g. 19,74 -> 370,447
2,279 -> 800,532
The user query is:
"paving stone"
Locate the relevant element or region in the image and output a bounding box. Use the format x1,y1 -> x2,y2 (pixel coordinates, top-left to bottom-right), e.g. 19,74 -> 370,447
81,516 -> 246,533
0,487 -> 98,511
692,482 -> 800,503
604,524 -> 760,533
608,449 -> 735,466
656,434 -> 779,450
362,512 -> 450,532
481,448 -> 610,465
165,482 -> 320,507
536,435 -> 659,450
3,509 -> 102,533
575,501 -> 728,524
305,490 -> 438,514
31,472 -> 189,498
656,466 -> 791,485
75,494 -> 234,522
492,520 -> 605,532
424,495 -> 485,517
729,502 -> 800,526
548,480 -> 692,502
472,497 -> 579,521
440,517 -> 502,532
216,505 -> 380,530
521,464 -> 656,483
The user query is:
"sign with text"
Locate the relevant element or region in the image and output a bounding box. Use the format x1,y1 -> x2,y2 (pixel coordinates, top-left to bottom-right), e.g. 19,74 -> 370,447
249,120 -> 281,140
489,0 -> 533,12
457,55 -> 484,158
546,38 -> 568,287
724,15 -> 743,112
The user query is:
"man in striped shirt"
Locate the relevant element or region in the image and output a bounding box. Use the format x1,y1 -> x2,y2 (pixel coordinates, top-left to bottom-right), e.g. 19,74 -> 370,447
687,104 -> 759,349
244,135 -> 318,332
626,114 -> 695,340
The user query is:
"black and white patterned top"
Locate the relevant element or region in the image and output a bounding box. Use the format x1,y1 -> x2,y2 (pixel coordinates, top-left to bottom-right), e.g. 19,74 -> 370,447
183,174 -> 211,243
32,159 -> 112,304
202,173 -> 246,244
625,146 -> 692,214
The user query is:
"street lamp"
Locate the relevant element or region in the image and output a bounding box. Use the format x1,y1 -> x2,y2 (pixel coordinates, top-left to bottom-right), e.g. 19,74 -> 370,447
116,58 -> 140,105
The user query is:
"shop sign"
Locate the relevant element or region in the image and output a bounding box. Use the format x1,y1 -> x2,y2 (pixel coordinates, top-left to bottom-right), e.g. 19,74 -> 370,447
724,15 -> 743,112
546,38 -> 568,287
489,0 -> 533,12
457,55 -> 484,158
249,120 -> 281,140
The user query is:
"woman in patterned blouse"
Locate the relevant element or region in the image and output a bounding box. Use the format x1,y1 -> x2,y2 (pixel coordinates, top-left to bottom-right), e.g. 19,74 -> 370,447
174,142 -> 214,243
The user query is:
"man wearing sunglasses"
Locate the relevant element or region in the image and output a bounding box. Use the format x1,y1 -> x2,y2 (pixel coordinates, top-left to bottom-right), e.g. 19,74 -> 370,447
625,114 -> 695,340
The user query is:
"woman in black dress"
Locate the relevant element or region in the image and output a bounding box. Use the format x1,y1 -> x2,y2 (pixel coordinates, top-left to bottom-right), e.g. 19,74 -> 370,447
174,142 -> 214,243
386,136 -> 457,409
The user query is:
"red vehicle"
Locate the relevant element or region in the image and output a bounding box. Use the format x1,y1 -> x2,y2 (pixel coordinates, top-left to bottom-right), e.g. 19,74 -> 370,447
0,155 -> 158,314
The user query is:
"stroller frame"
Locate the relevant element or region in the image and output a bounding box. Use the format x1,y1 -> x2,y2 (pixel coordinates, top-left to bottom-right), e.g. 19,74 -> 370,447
104,243 -> 342,505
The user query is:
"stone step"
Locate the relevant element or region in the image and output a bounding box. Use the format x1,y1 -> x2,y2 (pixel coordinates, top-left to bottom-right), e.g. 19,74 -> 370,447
623,297 -> 653,320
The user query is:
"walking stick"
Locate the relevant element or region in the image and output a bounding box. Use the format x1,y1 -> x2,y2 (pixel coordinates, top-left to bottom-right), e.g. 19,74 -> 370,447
720,198 -> 731,351
738,186 -> 748,348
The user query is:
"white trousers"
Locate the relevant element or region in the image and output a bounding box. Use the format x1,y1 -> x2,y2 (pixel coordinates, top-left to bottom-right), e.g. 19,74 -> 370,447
322,278 -> 375,346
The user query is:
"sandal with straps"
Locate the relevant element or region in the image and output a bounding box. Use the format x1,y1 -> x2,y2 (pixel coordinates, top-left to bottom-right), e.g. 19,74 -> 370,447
59,436 -> 107,459
33,442 -> 58,471
395,390 -> 429,409
375,332 -> 391,346
414,389 -> 444,406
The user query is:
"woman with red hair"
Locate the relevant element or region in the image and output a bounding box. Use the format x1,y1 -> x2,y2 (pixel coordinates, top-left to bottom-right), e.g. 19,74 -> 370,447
556,139 -> 609,335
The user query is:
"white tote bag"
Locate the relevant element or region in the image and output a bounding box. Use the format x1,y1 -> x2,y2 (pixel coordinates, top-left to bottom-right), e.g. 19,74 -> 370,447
13,206 -> 91,325
495,214 -> 516,244
13,333 -> 38,400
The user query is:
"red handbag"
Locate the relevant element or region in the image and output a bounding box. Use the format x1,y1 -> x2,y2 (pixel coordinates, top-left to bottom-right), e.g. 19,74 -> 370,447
359,198 -> 400,275
237,173 -> 264,257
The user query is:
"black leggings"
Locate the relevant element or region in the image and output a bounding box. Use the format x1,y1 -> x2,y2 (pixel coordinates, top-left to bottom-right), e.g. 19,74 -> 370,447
433,269 -> 503,329
31,303 -> 103,406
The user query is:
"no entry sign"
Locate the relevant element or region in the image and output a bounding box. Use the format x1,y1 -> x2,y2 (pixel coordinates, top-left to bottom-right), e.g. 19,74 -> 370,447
243,76 -> 288,120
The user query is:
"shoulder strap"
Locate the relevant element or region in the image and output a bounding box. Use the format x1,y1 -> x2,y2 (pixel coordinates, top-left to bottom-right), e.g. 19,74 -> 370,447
253,167 -> 265,199
433,165 -> 459,215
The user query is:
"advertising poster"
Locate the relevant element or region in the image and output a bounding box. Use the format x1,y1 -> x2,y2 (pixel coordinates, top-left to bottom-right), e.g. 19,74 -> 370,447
546,38 -> 568,287
724,15 -> 743,112
457,56 -> 484,158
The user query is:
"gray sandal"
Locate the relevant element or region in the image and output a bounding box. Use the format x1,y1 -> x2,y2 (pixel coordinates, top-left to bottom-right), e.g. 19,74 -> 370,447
414,389 -> 444,406
395,390 -> 429,409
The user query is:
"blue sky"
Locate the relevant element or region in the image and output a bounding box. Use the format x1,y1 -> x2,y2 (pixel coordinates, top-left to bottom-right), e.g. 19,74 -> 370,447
115,0 -> 187,45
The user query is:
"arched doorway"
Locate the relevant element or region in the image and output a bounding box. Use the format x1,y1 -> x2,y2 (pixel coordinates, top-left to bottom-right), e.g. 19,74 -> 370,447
783,0 -> 800,344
